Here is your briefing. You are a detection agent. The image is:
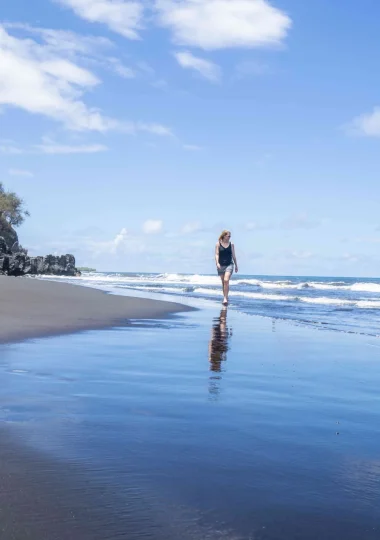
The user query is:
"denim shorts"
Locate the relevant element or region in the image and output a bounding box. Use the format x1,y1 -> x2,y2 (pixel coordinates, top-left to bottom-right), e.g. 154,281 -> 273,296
217,263 -> 234,276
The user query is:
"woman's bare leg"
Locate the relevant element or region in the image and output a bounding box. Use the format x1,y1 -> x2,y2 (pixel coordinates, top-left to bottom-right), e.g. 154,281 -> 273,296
223,272 -> 232,304
220,275 -> 226,300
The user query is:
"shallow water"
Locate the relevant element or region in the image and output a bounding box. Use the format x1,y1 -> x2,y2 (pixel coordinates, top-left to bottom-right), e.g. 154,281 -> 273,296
39,272 -> 380,337
1,307 -> 380,539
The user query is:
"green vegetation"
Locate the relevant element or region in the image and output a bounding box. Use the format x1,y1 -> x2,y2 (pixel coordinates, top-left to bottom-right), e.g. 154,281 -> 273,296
78,267 -> 97,272
0,182 -> 30,227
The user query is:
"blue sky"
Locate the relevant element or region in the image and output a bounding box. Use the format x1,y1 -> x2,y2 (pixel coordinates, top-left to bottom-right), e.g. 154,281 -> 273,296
1,0 -> 380,276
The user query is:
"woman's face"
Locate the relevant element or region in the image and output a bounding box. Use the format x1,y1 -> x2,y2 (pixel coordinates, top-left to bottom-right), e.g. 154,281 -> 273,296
223,233 -> 231,242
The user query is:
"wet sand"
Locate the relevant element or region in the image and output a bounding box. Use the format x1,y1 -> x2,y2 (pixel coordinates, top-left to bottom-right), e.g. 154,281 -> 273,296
0,276 -> 192,344
1,291 -> 380,539
0,428 -> 116,540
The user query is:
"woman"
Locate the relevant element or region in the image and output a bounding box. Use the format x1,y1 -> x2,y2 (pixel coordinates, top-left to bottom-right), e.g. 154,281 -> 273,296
215,230 -> 238,305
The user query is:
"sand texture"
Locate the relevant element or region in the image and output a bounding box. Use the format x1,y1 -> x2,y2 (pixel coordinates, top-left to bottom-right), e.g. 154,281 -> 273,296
0,276 -> 191,344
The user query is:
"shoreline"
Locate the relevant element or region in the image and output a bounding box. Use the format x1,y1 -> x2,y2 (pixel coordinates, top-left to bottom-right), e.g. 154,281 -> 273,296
0,275 -> 193,345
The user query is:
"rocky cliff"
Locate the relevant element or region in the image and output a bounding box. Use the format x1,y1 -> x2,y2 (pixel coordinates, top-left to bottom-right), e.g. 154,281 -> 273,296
0,218 -> 19,250
0,236 -> 77,277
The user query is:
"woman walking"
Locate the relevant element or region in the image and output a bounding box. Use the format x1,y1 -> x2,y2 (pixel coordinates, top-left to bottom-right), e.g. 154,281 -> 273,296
215,230 -> 238,305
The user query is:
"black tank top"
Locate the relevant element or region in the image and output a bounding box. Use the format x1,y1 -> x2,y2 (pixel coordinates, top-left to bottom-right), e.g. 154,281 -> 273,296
218,242 -> 232,266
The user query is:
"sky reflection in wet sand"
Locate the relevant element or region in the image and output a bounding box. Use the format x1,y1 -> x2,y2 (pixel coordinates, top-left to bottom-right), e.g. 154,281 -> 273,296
1,308 -> 380,539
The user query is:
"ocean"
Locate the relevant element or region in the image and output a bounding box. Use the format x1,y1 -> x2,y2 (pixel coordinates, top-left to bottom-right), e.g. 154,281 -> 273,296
41,272 -> 380,337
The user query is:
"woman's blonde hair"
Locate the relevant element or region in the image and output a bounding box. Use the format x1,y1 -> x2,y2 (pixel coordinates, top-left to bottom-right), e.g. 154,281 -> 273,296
218,230 -> 231,242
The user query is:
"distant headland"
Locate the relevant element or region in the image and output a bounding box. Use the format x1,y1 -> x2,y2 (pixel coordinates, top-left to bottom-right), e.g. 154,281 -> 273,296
0,182 -> 78,277
77,267 -> 96,272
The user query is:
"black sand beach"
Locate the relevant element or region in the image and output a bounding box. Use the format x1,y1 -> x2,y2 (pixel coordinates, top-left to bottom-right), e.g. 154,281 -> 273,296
0,277 -> 193,539
0,275 -> 192,344
1,278 -> 380,540
0,428 -> 121,540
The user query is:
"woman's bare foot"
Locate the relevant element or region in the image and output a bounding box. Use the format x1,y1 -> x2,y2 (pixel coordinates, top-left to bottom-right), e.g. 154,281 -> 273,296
223,298 -> 228,306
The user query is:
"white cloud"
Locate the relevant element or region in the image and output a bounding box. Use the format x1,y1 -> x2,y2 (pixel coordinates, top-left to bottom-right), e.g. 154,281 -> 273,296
142,219 -> 163,234
111,227 -> 129,253
55,0 -> 144,39
35,141 -> 108,154
0,141 -> 23,154
8,169 -> 34,177
107,57 -> 135,78
136,123 -> 173,136
6,23 -> 136,81
0,25 -> 172,136
181,221 -> 202,234
0,25 -> 122,132
174,51 -> 221,82
42,58 -> 100,85
349,107 -> 380,137
86,228 -> 147,255
156,0 -> 291,50
4,23 -> 114,56
0,137 -> 108,155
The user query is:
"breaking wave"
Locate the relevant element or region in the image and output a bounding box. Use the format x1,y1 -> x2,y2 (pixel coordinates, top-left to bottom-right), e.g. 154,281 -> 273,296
37,271 -> 380,336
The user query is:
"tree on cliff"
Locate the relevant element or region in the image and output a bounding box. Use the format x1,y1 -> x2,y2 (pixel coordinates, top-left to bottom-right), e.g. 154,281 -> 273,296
0,182 -> 30,227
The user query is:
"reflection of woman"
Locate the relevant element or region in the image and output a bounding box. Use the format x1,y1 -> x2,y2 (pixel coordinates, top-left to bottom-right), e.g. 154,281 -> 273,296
208,308 -> 231,373
215,230 -> 238,306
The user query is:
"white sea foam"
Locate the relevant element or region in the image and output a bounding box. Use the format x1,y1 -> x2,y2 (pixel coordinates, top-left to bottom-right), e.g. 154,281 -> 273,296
131,285 -> 190,295
192,288 -> 292,302
190,288 -> 380,309
36,273 -> 380,337
38,272 -> 380,308
104,274 -> 380,294
300,296 -> 351,306
266,281 -> 380,293
53,272 -> 380,295
156,273 -> 183,281
351,283 -> 380,293
357,300 -> 380,309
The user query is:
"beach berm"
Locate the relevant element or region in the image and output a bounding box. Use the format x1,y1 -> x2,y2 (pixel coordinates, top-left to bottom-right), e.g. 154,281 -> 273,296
0,276 -> 192,344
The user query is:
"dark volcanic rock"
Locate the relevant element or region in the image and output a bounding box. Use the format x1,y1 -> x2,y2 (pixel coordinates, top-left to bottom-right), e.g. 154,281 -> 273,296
0,236 -> 77,277
0,236 -> 10,255
36,254 -> 77,276
0,220 -> 18,249
8,253 -> 28,276
0,254 -> 10,275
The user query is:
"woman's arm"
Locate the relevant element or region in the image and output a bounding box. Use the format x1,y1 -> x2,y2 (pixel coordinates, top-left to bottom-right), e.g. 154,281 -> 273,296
215,243 -> 220,269
232,244 -> 238,273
